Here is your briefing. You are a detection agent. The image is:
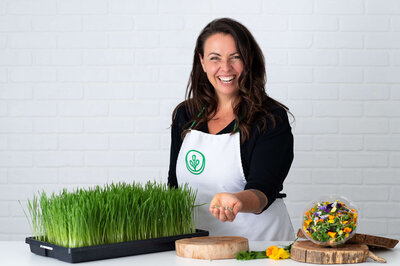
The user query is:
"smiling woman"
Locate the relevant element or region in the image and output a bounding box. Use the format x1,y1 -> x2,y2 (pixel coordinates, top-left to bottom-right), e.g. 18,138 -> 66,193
168,18 -> 295,241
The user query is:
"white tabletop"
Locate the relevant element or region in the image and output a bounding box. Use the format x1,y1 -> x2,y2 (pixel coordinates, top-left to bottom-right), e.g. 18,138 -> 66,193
1,241 -> 399,266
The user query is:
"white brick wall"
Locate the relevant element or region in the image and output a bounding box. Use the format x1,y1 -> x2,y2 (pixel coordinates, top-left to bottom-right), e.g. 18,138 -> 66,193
0,0 -> 399,241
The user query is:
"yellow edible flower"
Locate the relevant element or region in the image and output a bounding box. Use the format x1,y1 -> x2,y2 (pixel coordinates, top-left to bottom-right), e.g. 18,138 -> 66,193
277,248 -> 290,259
328,232 -> 337,239
266,246 -> 279,257
311,226 -> 316,231
266,246 -> 290,260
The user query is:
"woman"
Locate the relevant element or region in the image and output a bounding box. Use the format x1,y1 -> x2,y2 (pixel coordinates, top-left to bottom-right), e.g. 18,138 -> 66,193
168,18 -> 294,241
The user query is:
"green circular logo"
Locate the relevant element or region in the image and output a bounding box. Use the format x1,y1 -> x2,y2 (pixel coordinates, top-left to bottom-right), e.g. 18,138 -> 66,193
185,150 -> 205,175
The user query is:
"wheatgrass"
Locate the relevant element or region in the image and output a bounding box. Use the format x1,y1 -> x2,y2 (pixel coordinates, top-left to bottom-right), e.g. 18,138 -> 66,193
24,182 -> 198,248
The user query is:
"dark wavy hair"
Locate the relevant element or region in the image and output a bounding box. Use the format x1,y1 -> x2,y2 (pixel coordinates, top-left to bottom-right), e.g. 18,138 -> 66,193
173,17 -> 290,142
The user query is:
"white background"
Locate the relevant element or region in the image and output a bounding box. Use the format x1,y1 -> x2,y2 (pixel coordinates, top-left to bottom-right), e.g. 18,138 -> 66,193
0,0 -> 399,241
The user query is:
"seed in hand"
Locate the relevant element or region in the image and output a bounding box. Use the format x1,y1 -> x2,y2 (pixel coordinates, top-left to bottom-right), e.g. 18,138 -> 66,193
213,205 -> 233,212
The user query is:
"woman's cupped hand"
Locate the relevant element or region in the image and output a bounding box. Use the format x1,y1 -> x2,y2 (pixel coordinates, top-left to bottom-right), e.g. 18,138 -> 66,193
209,192 -> 243,222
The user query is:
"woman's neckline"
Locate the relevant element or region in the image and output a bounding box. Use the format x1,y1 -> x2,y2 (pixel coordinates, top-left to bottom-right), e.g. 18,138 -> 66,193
205,119 -> 235,135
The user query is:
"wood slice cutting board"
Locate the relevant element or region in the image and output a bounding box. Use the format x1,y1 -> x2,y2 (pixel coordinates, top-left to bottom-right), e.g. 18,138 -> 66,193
291,240 -> 382,264
297,229 -> 399,248
175,236 -> 249,260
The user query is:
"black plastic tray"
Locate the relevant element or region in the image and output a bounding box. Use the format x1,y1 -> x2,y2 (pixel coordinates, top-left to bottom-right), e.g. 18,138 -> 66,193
26,229 -> 209,263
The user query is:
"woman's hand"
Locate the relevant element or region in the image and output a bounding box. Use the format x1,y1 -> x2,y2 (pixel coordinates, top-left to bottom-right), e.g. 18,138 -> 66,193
209,192 -> 243,222
209,190 -> 268,222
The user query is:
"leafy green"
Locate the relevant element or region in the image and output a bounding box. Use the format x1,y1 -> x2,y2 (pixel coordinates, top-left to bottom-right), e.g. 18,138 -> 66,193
235,250 -> 268,260
235,238 -> 298,261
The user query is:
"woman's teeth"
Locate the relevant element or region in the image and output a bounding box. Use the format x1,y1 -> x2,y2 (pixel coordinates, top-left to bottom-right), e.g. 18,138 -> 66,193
218,76 -> 235,83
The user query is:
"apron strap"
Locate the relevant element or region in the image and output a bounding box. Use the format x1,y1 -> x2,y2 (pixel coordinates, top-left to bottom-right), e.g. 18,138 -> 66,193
233,114 -> 241,132
189,107 -> 205,129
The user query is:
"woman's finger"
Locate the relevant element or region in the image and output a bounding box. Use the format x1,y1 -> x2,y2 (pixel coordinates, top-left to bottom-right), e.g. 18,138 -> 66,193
211,207 -> 218,218
225,209 -> 235,222
218,206 -> 227,221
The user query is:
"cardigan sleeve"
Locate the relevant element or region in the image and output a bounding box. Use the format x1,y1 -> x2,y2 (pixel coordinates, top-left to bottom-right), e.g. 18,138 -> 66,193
243,107 -> 294,211
167,105 -> 188,189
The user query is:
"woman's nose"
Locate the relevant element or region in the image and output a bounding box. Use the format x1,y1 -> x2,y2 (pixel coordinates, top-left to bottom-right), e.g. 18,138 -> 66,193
220,59 -> 232,71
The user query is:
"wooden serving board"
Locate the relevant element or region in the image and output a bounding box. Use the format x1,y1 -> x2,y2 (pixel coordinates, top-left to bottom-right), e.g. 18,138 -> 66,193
175,236 -> 249,260
297,229 -> 399,248
291,240 -> 386,264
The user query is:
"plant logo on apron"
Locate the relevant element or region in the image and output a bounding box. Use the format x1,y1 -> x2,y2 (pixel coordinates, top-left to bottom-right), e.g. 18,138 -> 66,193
185,150 -> 205,175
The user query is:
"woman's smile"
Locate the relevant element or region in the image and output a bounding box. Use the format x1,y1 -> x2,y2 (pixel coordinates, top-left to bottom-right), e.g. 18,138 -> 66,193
218,75 -> 236,84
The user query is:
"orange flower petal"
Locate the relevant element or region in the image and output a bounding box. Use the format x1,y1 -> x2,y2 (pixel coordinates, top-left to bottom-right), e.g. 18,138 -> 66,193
344,227 -> 352,233
328,232 -> 337,239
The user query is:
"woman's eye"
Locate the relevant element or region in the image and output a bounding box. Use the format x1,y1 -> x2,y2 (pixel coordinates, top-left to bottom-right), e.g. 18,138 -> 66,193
232,56 -> 241,60
210,57 -> 219,61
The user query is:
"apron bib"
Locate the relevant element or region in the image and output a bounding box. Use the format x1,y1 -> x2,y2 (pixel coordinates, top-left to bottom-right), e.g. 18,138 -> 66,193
176,129 -> 294,241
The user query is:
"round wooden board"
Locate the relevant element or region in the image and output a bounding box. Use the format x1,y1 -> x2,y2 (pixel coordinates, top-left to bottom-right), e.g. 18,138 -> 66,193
291,240 -> 369,264
297,229 -> 399,248
175,236 -> 249,260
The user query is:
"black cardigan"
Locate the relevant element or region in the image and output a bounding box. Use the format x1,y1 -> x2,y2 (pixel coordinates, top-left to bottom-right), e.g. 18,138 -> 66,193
167,104 -> 294,211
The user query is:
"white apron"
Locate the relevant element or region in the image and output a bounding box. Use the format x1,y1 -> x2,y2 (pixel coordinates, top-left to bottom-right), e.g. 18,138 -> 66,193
176,129 -> 294,241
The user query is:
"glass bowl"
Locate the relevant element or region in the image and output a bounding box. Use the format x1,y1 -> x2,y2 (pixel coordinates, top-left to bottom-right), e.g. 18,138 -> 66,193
301,195 -> 358,247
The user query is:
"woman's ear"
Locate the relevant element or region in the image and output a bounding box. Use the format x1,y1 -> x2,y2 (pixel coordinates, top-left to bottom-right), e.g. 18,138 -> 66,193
199,53 -> 206,73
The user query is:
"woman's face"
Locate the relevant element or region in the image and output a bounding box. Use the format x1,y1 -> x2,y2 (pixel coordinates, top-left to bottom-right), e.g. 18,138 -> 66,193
199,33 -> 244,100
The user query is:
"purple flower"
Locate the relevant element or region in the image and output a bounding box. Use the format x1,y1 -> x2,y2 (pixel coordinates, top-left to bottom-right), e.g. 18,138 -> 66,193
318,204 -> 332,213
321,215 -> 329,220
308,227 -> 314,233
318,205 -> 327,212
